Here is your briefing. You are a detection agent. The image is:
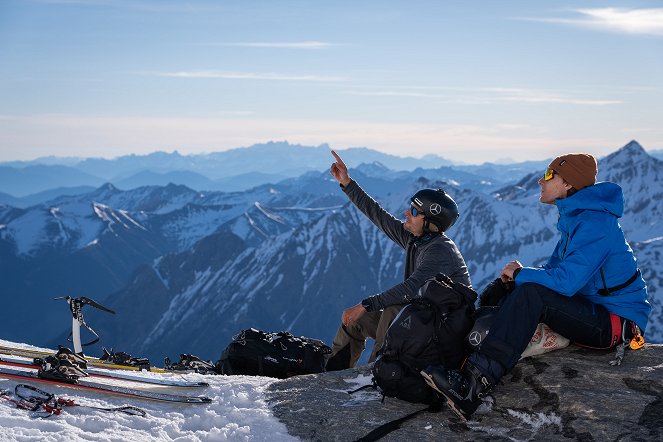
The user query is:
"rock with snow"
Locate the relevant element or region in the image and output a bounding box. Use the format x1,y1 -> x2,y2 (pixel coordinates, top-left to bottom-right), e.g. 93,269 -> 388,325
2,338 -> 660,441
267,344 -> 663,441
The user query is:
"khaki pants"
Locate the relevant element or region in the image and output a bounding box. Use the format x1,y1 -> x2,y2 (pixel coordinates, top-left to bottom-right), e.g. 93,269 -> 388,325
329,305 -> 404,368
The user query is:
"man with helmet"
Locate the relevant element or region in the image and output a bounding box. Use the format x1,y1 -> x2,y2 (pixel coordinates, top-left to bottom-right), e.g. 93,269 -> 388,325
325,150 -> 472,370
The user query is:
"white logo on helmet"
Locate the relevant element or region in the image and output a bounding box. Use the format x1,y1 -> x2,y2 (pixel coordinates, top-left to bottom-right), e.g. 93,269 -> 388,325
429,203 -> 442,215
468,331 -> 482,347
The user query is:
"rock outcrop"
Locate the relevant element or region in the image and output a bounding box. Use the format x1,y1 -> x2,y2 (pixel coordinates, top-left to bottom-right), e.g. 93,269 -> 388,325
266,345 -> 663,441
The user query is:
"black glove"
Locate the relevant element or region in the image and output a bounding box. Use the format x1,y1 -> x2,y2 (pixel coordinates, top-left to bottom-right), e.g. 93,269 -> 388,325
478,278 -> 514,307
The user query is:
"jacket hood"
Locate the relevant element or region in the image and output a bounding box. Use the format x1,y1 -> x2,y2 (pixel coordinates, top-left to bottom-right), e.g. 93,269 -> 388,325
556,181 -> 624,218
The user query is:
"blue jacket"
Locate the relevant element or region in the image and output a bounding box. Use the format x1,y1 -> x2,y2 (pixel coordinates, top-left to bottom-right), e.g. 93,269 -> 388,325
516,182 -> 651,331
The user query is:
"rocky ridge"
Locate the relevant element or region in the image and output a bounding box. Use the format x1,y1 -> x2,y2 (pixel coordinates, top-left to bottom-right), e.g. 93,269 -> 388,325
267,345 -> 663,441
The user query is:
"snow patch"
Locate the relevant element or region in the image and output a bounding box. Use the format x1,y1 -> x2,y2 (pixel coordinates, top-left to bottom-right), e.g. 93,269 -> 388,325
0,339 -> 296,442
506,408 -> 562,431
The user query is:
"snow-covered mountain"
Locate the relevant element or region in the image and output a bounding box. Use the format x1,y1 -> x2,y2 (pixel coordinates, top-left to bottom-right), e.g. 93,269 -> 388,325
1,141 -> 660,363
0,141 -> 534,199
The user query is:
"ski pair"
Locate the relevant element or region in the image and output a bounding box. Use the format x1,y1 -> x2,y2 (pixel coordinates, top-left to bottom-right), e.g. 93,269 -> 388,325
0,344 -> 171,373
0,383 -> 146,418
0,365 -> 212,404
0,353 -> 208,388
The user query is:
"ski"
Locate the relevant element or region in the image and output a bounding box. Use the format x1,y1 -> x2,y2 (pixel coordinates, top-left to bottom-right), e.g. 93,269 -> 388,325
0,366 -> 212,404
0,355 -> 208,388
0,345 -> 172,373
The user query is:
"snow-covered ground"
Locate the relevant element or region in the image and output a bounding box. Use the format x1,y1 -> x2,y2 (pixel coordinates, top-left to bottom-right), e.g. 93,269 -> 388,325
0,339 -> 298,442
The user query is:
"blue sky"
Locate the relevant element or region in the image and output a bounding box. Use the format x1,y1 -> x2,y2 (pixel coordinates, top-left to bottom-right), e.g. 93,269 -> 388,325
1,0 -> 662,163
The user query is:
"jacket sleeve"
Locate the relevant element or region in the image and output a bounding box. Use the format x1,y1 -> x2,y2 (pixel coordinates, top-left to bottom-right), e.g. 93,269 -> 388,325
515,214 -> 611,296
342,180 -> 410,249
365,241 -> 456,309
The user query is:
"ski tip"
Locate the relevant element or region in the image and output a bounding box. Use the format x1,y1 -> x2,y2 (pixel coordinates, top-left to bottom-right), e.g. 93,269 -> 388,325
192,396 -> 213,404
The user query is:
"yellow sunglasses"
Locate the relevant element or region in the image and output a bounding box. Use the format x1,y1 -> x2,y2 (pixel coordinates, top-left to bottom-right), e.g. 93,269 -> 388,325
544,168 -> 556,181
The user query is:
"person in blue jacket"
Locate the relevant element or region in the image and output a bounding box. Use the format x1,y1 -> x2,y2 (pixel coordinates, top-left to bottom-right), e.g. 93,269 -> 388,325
422,153 -> 651,420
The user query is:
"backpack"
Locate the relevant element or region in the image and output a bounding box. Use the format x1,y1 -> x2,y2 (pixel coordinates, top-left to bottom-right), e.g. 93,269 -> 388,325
216,328 -> 331,379
371,274 -> 477,403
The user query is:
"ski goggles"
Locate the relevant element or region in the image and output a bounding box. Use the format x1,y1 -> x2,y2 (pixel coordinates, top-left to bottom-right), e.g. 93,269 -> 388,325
410,205 -> 423,217
544,168 -> 556,181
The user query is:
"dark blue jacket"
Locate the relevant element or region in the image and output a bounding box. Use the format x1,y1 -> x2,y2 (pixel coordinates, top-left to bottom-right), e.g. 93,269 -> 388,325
516,182 -> 651,331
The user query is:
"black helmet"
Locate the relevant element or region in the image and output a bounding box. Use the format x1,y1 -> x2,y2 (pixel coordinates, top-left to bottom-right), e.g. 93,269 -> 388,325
410,188 -> 459,233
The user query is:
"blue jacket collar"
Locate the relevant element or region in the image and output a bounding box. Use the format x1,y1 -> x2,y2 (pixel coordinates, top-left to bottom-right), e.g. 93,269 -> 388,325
556,181 -> 624,218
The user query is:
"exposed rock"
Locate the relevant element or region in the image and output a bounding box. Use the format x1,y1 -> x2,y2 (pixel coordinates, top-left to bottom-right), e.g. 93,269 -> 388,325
266,345 -> 663,441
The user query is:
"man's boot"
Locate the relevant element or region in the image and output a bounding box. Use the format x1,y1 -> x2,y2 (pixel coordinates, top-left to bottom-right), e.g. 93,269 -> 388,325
421,361 -> 494,421
325,344 -> 351,371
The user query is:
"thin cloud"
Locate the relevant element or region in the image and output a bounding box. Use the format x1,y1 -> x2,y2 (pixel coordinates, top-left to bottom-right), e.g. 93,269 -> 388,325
217,41 -> 335,49
486,87 -> 621,105
31,0 -> 208,13
155,70 -> 348,82
217,111 -> 255,117
345,87 -> 621,106
522,8 -> 663,36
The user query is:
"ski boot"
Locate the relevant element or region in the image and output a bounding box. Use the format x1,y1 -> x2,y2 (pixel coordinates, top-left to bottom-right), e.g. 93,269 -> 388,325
56,345 -> 88,369
101,348 -> 151,371
37,356 -> 88,384
165,354 -> 218,374
421,361 -> 494,421
33,346 -> 88,370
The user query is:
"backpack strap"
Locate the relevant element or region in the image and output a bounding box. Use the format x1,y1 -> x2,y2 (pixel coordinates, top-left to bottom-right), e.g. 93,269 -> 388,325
598,268 -> 640,296
347,383 -> 376,395
354,402 -> 441,442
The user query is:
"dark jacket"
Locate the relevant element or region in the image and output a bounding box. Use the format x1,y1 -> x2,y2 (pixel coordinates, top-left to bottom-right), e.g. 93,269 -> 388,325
516,182 -> 650,331
342,180 -> 471,311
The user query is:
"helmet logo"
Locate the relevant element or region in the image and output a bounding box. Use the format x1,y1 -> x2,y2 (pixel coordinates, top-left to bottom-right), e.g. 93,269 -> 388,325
429,203 -> 442,215
468,331 -> 482,347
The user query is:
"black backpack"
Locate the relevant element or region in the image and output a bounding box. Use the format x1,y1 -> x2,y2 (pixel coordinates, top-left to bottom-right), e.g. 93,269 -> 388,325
371,274 -> 477,403
216,329 -> 331,379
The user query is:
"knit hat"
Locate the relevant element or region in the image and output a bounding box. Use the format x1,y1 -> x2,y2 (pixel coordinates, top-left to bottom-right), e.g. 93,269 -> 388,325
548,153 -> 597,190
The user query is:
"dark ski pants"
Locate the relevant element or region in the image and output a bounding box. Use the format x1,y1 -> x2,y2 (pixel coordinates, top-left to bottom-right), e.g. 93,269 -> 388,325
470,283 -> 613,383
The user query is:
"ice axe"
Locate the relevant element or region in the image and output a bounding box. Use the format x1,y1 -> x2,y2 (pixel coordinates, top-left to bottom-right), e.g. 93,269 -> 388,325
54,296 -> 115,354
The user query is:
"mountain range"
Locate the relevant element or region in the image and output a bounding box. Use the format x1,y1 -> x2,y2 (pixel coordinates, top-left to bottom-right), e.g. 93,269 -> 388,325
0,140 -> 660,363
0,141 -> 551,202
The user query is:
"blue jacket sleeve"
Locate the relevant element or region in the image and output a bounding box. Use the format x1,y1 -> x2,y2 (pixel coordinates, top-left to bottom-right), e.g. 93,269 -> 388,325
515,213 -> 611,296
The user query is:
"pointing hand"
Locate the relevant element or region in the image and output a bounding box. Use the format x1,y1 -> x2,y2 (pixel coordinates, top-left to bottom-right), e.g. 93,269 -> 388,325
330,150 -> 351,187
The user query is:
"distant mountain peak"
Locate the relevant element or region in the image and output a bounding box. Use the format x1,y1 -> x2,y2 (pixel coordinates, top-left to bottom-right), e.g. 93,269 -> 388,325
101,182 -> 118,192
355,161 -> 389,174
620,139 -> 646,154
602,140 -> 653,167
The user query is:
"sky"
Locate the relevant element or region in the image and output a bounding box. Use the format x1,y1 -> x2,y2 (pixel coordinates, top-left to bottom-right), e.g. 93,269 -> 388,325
0,0 -> 662,163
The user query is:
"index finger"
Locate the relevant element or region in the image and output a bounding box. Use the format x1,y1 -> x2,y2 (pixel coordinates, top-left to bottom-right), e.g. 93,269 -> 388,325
331,150 -> 347,168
